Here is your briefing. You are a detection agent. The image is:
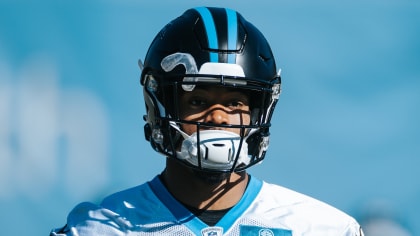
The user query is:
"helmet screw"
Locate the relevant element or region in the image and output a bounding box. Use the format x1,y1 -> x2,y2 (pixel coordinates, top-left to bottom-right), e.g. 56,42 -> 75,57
272,83 -> 281,100
152,128 -> 164,144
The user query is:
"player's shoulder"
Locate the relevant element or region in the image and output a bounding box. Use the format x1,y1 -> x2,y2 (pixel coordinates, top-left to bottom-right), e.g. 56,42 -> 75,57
259,180 -> 345,215
51,178 -> 156,235
51,201 -> 131,236
256,180 -> 363,235
66,178 -> 151,224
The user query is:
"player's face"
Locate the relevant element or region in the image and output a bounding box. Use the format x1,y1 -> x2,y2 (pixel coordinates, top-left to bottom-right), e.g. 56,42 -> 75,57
179,86 -> 251,135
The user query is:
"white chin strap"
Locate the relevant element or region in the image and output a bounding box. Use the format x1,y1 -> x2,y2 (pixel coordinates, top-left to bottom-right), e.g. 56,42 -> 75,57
175,129 -> 250,171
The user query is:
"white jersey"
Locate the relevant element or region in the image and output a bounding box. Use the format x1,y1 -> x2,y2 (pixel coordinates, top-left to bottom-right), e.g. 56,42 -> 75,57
51,175 -> 363,236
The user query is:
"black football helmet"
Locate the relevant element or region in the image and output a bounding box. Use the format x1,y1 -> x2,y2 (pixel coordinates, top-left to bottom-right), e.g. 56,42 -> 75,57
140,7 -> 281,173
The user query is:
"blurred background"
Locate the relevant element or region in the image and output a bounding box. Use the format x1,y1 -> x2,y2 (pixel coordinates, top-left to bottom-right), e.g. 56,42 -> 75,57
1,0 -> 419,235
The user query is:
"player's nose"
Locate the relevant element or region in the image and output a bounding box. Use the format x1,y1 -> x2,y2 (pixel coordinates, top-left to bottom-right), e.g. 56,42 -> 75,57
204,105 -> 229,125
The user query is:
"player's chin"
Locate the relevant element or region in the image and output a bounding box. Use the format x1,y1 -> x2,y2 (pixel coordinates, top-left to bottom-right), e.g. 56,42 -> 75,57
192,170 -> 231,185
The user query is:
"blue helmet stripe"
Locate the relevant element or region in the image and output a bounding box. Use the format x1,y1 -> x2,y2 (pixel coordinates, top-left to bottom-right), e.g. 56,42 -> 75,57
226,8 -> 238,64
194,7 -> 218,62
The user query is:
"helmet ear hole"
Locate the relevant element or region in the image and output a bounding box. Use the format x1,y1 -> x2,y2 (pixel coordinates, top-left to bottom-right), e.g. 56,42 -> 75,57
144,123 -> 152,141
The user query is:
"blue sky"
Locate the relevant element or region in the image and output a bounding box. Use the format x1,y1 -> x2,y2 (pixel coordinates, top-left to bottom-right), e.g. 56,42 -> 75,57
0,0 -> 419,235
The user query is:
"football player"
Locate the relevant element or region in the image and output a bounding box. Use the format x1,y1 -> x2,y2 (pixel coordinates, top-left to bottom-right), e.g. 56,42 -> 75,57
51,7 -> 364,236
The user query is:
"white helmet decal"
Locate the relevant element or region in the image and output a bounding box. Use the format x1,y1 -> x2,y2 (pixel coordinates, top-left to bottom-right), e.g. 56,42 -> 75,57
161,53 -> 198,91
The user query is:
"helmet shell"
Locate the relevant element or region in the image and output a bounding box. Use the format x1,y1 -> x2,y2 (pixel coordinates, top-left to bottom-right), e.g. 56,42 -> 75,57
140,7 -> 281,172
141,7 -> 277,83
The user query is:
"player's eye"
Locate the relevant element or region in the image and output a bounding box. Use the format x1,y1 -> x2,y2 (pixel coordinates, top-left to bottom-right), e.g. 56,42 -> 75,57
227,100 -> 245,108
189,97 -> 207,107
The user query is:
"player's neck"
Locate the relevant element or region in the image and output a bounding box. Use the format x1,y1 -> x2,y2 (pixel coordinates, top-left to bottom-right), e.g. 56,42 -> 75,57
161,159 -> 249,211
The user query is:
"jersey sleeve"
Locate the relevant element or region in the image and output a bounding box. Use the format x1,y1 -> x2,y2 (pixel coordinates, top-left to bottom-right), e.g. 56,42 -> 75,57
49,202 -> 131,236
